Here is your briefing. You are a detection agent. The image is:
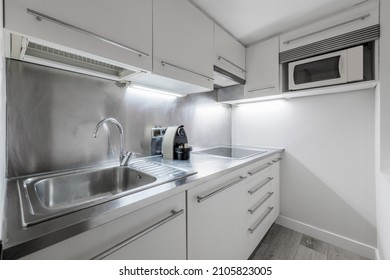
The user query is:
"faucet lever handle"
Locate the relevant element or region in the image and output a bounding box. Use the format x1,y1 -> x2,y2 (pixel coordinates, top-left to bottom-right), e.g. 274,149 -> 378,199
120,151 -> 133,166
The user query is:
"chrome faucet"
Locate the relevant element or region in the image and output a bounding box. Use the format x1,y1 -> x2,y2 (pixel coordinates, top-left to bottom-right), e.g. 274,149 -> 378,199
92,118 -> 131,166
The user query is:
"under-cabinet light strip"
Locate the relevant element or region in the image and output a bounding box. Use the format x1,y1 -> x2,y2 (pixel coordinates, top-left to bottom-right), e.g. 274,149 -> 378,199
131,84 -> 185,98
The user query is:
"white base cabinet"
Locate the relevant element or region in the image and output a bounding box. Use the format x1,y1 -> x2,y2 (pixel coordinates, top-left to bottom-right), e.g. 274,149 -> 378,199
187,154 -> 281,260
21,193 -> 186,260
187,171 -> 248,259
100,208 -> 185,260
19,156 -> 280,260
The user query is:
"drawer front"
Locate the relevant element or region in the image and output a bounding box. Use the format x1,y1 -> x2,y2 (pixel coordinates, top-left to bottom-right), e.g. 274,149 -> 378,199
21,192 -> 186,260
245,188 -> 275,222
101,208 -> 186,260
245,200 -> 277,253
245,170 -> 273,203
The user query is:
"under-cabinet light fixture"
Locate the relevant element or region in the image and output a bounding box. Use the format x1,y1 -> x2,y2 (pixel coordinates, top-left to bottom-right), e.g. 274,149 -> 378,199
228,95 -> 286,106
130,84 -> 185,98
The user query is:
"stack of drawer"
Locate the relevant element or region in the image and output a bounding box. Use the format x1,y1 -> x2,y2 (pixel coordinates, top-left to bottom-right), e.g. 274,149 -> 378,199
242,156 -> 281,255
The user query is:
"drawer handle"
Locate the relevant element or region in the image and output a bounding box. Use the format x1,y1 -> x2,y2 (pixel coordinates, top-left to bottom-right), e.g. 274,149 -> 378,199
27,8 -> 150,57
248,207 -> 274,234
283,13 -> 371,45
161,61 -> 214,82
248,162 -> 272,176
197,176 -> 247,203
248,192 -> 274,214
218,56 -> 246,73
248,177 -> 274,195
272,157 -> 282,163
91,209 -> 184,259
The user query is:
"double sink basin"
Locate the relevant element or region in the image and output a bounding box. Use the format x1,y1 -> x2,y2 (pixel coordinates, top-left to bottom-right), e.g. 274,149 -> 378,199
18,159 -> 196,226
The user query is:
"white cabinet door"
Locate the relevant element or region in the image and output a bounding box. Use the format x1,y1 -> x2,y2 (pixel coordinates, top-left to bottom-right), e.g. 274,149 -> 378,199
21,193 -> 186,260
101,208 -> 186,260
245,36 -> 280,98
5,0 -> 152,72
214,24 -> 246,80
187,172 -> 248,260
153,0 -> 214,92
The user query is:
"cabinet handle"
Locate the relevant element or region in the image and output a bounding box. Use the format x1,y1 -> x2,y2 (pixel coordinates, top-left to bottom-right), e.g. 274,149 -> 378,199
283,13 -> 371,45
27,8 -> 150,57
248,162 -> 272,176
161,61 -> 214,82
91,209 -> 184,260
218,56 -> 246,73
248,207 -> 274,234
248,192 -> 274,214
248,177 -> 274,195
197,176 -> 247,203
272,157 -> 283,163
247,86 -> 276,93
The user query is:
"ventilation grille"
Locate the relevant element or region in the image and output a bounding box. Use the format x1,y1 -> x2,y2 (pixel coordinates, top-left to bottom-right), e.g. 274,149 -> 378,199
279,24 -> 380,64
25,41 -> 127,76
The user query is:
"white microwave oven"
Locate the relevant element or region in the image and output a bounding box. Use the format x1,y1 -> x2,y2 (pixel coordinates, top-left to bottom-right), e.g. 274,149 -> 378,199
288,45 -> 364,91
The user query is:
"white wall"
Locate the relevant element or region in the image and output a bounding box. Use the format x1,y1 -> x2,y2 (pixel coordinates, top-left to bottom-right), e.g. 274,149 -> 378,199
0,1 -> 7,240
375,0 -> 390,260
232,89 -> 376,257
375,84 -> 390,260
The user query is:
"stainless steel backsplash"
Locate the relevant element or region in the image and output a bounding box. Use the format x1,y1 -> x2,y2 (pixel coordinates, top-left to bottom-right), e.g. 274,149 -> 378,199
6,60 -> 231,178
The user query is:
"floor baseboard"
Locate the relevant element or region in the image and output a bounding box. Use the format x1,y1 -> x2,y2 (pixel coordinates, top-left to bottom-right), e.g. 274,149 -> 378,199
276,215 -> 377,259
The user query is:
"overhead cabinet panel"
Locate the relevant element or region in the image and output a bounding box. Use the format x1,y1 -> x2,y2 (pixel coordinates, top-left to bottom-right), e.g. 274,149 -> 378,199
153,0 -> 214,91
245,36 -> 280,98
214,24 -> 246,80
5,0 -> 153,72
279,0 -> 379,54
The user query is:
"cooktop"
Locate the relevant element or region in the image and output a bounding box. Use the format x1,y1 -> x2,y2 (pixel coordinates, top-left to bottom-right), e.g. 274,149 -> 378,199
193,146 -> 266,160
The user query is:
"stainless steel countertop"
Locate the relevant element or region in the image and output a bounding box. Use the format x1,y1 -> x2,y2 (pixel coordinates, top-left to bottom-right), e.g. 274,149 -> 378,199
2,146 -> 283,259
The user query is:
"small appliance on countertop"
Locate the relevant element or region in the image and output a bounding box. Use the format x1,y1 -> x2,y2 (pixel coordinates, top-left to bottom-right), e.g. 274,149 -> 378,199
162,125 -> 192,160
151,126 -> 167,156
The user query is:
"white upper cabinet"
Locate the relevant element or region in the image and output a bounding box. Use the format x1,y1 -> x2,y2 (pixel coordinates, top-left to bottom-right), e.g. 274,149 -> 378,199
214,24 -> 246,80
245,36 -> 280,98
153,0 -> 214,93
4,0 -> 152,73
279,0 -> 379,52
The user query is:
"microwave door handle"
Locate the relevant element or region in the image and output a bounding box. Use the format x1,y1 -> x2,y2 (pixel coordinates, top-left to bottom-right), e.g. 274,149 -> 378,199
338,53 -> 348,83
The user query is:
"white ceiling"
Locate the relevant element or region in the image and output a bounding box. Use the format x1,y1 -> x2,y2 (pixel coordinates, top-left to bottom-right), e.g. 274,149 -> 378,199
190,0 -> 367,46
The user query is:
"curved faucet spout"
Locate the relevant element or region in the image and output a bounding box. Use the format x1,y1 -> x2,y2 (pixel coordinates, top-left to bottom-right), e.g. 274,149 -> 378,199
92,118 -> 126,164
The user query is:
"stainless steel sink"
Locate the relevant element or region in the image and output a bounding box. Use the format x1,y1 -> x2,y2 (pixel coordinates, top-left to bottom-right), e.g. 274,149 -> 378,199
18,160 -> 196,226
32,167 -> 156,210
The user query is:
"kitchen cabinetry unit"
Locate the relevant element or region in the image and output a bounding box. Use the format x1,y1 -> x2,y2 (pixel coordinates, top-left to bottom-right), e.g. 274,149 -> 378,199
245,36 -> 280,99
153,0 -> 214,93
4,0 -> 152,73
279,0 -> 379,54
187,154 -> 281,260
214,24 -> 246,80
21,193 -> 186,260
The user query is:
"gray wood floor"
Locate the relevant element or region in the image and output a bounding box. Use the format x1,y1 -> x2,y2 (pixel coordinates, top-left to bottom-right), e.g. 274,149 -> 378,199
251,223 -> 369,260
